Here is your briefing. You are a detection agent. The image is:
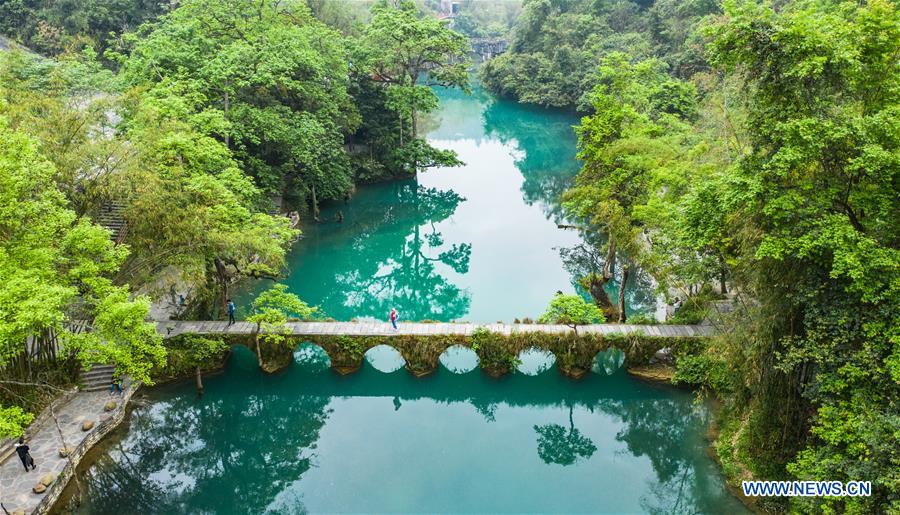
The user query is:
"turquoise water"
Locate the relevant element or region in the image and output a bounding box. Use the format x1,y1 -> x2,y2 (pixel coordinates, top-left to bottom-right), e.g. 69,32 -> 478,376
69,346 -> 747,513
65,83 -> 746,514
235,84 -> 657,323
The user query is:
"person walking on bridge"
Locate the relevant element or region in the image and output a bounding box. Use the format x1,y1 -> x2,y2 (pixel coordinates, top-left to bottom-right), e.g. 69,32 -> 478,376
389,308 -> 399,331
227,299 -> 236,325
15,437 -> 36,472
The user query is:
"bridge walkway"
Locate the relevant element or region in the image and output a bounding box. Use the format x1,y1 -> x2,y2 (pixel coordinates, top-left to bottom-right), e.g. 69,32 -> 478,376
157,321 -> 712,338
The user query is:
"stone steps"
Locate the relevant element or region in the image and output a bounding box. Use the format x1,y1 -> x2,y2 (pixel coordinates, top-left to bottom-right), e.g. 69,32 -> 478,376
79,365 -> 115,392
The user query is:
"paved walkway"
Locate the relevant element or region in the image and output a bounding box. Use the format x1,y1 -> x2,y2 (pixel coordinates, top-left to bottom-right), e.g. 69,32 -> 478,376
158,320 -> 713,338
0,384 -> 132,514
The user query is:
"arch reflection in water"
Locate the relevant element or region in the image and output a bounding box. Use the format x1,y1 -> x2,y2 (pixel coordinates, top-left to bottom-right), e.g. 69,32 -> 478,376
592,348 -> 625,375
65,346 -> 749,514
516,348 -> 556,376
364,345 -> 406,373
438,345 -> 479,374
293,343 -> 331,373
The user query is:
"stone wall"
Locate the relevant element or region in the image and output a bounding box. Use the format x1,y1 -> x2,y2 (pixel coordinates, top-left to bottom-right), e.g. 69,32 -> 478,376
35,384 -> 138,514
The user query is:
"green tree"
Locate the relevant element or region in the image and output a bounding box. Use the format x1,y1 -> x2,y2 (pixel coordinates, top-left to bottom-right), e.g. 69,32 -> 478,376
538,293 -> 604,335
118,0 -> 359,215
0,114 -> 165,435
247,285 -> 316,368
177,335 -> 228,394
699,1 -> 900,511
357,0 -> 470,173
111,79 -> 299,317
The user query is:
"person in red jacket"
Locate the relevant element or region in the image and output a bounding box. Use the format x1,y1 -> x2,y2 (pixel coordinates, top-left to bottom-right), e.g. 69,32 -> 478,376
389,308 -> 399,330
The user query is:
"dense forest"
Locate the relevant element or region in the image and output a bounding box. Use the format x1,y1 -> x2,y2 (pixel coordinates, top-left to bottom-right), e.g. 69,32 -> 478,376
485,0 -> 899,512
0,0 -> 469,440
0,0 -> 897,512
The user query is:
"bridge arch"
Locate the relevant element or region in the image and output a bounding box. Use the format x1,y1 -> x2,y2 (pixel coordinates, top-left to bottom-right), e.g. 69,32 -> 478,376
293,343 -> 332,373
439,345 -> 479,374
516,347 -> 556,376
592,348 -> 625,376
364,345 -> 406,373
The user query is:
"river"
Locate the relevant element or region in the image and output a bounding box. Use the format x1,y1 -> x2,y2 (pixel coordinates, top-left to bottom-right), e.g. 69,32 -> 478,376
65,346 -> 746,513
234,82 -> 657,323
62,82 -> 746,513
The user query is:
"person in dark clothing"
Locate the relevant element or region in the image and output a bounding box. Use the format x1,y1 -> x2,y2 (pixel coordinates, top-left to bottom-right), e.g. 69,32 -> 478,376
15,437 -> 36,472
227,299 -> 236,325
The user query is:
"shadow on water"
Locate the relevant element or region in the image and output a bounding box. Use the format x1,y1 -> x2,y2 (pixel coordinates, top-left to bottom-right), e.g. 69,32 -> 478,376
65,346 -> 748,514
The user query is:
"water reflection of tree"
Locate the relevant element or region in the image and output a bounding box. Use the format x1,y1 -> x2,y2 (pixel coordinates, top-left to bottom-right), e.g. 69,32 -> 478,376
534,403 -> 597,466
481,99 -> 581,223
605,397 -> 733,514
74,364 -> 741,514
312,180 -> 472,321
74,390 -> 332,513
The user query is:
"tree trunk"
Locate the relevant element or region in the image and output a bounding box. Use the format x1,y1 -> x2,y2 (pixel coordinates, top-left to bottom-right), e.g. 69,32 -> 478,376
718,254 -> 728,295
254,325 -> 263,369
617,265 -> 629,323
311,184 -> 320,222
215,258 -> 229,316
195,366 -> 204,395
603,239 -> 617,280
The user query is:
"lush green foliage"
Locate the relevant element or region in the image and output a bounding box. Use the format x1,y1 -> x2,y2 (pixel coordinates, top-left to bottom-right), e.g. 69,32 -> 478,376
480,0 -> 717,110
562,0 -> 900,510
356,0 -> 470,174
0,405 -> 34,438
0,0 -> 166,56
537,293 -> 604,332
248,284 -> 317,348
153,334 -> 228,382
0,114 -> 165,435
116,0 -> 359,206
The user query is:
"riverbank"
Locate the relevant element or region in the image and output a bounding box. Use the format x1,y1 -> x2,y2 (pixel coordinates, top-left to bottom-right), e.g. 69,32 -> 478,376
0,382 -> 136,514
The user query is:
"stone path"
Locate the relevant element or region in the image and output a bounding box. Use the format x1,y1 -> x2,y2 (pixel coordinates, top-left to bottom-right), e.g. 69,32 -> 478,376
158,320 -> 713,338
0,383 -> 132,514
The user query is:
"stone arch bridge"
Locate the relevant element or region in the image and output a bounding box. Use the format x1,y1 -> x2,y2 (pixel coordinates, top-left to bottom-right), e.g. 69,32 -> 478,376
158,321 -> 713,379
